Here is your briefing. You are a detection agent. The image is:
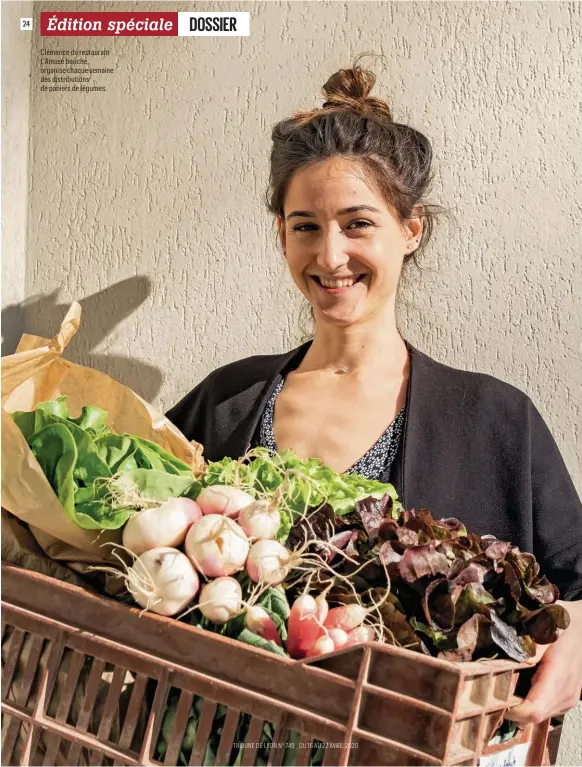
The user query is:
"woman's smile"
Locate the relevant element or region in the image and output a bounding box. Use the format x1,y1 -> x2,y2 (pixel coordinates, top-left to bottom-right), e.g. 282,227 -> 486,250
310,273 -> 367,295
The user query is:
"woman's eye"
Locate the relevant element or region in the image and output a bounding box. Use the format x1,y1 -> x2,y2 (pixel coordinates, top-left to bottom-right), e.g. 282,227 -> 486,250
348,220 -> 373,229
292,220 -> 373,233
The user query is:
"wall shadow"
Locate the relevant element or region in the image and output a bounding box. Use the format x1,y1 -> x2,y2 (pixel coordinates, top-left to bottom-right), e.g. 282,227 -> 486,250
1,276 -> 164,402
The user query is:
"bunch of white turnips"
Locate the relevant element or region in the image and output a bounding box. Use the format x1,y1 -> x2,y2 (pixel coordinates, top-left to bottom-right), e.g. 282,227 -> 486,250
119,485 -> 294,623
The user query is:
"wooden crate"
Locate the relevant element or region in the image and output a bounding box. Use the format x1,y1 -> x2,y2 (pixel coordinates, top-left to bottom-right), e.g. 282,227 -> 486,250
1,563 -> 551,766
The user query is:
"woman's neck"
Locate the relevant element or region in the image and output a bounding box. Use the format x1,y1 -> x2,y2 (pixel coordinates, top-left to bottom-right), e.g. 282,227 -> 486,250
298,316 -> 408,378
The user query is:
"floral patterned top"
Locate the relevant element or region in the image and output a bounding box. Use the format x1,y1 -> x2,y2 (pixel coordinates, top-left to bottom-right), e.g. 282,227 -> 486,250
250,375 -> 406,480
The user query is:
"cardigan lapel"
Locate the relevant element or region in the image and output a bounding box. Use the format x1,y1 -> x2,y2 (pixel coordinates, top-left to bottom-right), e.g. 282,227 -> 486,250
394,343 -> 468,511
216,342 -> 312,460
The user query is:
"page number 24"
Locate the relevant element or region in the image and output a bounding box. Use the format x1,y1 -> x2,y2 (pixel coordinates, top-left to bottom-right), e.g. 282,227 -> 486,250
20,18 -> 33,30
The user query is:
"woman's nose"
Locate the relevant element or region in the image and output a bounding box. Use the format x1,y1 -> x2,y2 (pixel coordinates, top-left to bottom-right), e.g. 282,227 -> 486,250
316,230 -> 350,272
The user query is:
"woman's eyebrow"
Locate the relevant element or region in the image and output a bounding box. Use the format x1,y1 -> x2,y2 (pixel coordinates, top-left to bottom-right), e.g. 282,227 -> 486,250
285,205 -> 382,221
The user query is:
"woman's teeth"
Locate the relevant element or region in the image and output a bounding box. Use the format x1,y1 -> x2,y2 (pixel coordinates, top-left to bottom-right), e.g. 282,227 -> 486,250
320,277 -> 357,288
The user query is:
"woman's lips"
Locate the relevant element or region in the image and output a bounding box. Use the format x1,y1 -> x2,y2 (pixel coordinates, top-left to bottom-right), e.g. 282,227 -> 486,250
311,275 -> 366,295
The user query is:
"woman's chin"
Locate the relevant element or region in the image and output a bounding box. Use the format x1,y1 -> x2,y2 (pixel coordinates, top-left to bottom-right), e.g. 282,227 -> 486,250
315,304 -> 364,326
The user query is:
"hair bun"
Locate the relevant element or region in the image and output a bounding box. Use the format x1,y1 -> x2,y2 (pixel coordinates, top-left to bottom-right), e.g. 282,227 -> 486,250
321,52 -> 392,122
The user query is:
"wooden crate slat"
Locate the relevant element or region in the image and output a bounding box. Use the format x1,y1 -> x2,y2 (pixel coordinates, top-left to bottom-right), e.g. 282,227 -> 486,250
66,658 -> 107,765
239,715 -> 265,767
188,699 -> 217,766
267,715 -> 289,767
162,689 -> 194,767
41,649 -> 87,766
2,714 -> 22,766
137,669 -> 169,766
96,665 -> 129,741
117,673 -> 148,751
1,634 -> 45,765
323,743 -> 343,766
54,650 -> 87,723
294,732 -> 314,767
1,628 -> 26,697
42,732 -> 64,766
215,706 -> 241,767
21,635 -> 67,766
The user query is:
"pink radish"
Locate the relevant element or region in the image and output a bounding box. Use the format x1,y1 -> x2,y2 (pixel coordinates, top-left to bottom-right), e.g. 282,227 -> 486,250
324,604 -> 368,632
315,592 -> 329,625
122,498 -> 202,556
305,635 -> 335,658
345,626 -> 376,646
287,592 -> 331,659
196,486 -> 255,518
327,628 -> 349,649
287,594 -> 319,659
245,606 -> 282,647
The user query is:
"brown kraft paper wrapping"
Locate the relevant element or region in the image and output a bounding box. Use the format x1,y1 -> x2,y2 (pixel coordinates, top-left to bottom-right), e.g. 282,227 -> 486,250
1,301 -> 205,566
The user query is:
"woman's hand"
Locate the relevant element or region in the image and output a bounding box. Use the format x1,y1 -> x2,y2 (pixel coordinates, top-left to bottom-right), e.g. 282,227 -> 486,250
506,600 -> 582,724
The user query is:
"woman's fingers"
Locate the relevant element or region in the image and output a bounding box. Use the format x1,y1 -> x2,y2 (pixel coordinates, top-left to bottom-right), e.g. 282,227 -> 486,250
506,603 -> 582,724
505,658 -> 555,724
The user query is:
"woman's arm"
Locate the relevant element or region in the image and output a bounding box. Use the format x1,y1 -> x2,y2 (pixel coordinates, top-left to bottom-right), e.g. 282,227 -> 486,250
529,398 -> 582,601
507,599 -> 582,723
165,370 -> 219,444
508,400 -> 582,722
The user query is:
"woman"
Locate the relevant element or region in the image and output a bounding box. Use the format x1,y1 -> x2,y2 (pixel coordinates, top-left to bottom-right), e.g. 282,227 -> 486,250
167,55 -> 582,723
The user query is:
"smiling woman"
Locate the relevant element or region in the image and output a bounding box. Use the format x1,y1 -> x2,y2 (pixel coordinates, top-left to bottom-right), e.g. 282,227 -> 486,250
277,159 -> 421,335
167,53 -> 582,722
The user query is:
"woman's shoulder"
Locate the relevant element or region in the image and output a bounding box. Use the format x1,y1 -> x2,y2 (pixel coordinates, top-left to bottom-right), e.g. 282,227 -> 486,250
167,343 -> 306,414
165,344 -> 307,445
409,343 -> 534,412
198,345 -> 305,398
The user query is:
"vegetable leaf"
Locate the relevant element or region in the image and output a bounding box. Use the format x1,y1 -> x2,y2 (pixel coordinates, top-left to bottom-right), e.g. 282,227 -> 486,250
12,397 -> 198,531
28,423 -> 78,520
236,628 -> 287,657
203,449 -> 401,541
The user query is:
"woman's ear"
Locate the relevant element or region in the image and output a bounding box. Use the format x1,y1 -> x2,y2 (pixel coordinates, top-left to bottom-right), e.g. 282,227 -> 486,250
404,207 -> 424,246
277,215 -> 287,255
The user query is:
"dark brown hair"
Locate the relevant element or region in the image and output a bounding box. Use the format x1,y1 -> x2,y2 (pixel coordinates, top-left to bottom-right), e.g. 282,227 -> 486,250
264,52 -> 447,338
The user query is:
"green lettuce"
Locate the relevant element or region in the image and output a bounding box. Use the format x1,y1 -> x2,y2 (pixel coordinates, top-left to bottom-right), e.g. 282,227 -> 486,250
202,447 -> 401,541
12,396 -> 198,530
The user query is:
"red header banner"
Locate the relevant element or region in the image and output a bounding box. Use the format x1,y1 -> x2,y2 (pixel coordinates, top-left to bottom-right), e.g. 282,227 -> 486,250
40,12 -> 178,36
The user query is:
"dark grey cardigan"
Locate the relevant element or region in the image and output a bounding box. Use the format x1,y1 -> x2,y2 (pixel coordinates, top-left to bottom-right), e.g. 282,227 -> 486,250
166,340 -> 582,600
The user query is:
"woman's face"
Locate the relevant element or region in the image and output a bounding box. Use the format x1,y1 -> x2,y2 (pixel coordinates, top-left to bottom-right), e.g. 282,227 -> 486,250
277,157 -> 422,327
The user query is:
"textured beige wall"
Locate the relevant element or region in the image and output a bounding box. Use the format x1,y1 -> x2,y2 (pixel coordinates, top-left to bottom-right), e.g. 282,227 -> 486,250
1,0 -> 34,354
7,0 -> 582,760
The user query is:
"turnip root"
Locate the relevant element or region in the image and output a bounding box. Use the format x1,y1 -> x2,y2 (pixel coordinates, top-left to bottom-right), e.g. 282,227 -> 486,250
238,500 -> 281,540
198,577 -> 242,624
196,486 -> 255,518
126,547 -> 199,617
246,540 -> 295,585
245,606 -> 283,647
185,514 -> 249,578
122,497 -> 202,556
